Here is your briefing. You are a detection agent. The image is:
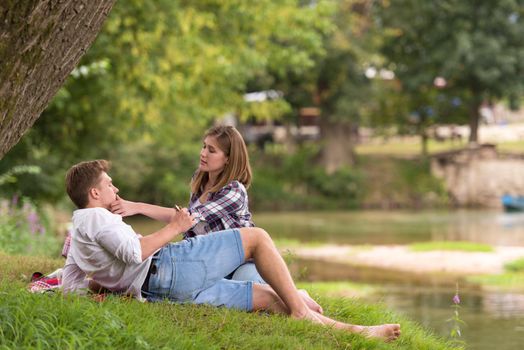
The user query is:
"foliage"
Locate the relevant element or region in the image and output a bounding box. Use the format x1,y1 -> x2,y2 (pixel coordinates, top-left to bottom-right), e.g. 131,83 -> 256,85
4,0 -> 333,204
0,197 -> 60,256
376,0 -> 524,143
249,145 -> 363,211
409,241 -> 494,253
0,165 -> 40,186
356,156 -> 449,209
0,254 -> 460,350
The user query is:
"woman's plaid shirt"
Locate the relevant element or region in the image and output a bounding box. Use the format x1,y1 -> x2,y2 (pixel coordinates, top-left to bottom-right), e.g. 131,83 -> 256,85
185,180 -> 254,238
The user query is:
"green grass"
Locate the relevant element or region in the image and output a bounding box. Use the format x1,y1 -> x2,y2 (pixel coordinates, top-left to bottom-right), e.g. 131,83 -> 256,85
274,238 -> 325,248
356,138 -> 467,157
467,273 -> 524,291
409,241 -> 494,252
356,138 -> 524,157
297,281 -> 377,299
469,258 -> 524,291
497,140 -> 524,154
504,258 -> 524,273
0,253 -> 460,349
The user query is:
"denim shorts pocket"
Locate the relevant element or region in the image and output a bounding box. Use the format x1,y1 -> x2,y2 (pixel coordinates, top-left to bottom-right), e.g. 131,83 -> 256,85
172,259 -> 207,301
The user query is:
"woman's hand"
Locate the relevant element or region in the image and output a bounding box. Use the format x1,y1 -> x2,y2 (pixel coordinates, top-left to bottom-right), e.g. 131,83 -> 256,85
110,195 -> 139,217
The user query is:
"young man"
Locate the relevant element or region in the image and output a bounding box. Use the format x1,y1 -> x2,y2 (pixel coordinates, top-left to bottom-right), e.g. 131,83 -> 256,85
62,159 -> 401,342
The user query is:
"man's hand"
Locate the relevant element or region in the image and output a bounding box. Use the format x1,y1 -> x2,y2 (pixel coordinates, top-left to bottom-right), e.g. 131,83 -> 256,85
169,207 -> 196,234
110,195 -> 138,217
139,207 -> 196,260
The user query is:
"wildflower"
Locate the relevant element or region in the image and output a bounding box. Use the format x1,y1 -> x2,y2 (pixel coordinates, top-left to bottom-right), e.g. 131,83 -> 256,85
447,282 -> 465,344
27,210 -> 39,234
11,194 -> 18,207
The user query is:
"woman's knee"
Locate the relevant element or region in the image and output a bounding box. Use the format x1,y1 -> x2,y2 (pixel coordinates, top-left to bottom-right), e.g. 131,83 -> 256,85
239,227 -> 271,256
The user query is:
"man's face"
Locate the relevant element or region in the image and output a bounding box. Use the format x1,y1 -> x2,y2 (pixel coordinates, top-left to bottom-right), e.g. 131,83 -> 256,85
93,172 -> 119,209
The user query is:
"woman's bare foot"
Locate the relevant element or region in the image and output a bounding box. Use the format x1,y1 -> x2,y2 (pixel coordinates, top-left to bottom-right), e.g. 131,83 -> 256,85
291,308 -> 323,324
357,324 -> 401,342
298,289 -> 323,314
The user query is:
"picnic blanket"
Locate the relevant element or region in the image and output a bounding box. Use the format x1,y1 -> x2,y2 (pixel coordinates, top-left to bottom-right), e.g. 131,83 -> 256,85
28,268 -> 62,293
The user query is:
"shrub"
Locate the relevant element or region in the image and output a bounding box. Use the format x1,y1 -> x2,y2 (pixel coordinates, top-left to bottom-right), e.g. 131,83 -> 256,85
0,196 -> 60,257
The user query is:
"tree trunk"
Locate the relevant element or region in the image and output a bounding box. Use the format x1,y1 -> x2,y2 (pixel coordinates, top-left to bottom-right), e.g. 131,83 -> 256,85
0,0 -> 117,159
468,98 -> 482,144
420,132 -> 428,157
318,117 -> 355,174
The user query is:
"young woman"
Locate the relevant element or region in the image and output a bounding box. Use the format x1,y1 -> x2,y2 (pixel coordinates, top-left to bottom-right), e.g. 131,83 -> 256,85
111,125 -> 263,283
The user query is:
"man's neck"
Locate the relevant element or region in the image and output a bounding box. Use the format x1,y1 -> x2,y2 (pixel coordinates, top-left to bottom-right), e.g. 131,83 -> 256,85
85,202 -> 108,210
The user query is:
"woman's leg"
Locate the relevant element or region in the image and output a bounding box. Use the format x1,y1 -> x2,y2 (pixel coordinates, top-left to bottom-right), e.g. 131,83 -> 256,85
252,284 -> 401,342
239,227 -> 318,321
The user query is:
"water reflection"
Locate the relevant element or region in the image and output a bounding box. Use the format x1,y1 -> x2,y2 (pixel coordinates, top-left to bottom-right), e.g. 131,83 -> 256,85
254,210 -> 524,246
127,210 -> 524,246
376,286 -> 524,350
296,258 -> 524,350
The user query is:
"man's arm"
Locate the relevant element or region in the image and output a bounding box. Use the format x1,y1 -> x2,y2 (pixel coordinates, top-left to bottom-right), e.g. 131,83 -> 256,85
62,259 -> 89,294
138,208 -> 195,260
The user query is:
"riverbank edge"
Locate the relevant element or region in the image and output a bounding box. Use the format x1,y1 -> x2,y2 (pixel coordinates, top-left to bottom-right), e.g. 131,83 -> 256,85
283,244 -> 524,291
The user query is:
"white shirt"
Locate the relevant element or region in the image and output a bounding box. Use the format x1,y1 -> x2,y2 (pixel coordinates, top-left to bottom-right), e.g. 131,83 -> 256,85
62,208 -> 151,300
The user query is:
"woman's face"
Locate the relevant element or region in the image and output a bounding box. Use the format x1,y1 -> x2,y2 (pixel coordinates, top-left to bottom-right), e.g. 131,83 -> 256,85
199,136 -> 228,175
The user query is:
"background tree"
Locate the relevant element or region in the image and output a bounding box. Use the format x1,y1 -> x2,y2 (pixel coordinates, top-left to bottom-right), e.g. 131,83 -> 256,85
0,0 -> 117,158
377,0 -> 524,144
2,0 -> 333,204
268,0 -> 384,172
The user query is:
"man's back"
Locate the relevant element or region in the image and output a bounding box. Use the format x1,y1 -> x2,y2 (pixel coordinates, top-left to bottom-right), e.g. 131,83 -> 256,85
63,208 -> 150,299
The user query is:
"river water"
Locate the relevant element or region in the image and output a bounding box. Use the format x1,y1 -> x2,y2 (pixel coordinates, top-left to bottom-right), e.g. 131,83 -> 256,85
128,210 -> 524,349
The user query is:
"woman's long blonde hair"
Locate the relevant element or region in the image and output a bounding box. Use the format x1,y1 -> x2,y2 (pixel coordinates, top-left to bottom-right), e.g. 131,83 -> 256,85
191,125 -> 252,196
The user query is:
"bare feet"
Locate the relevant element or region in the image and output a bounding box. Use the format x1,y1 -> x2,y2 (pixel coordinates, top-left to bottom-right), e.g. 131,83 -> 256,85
299,289 -> 324,314
291,308 -> 323,324
357,324 -> 401,342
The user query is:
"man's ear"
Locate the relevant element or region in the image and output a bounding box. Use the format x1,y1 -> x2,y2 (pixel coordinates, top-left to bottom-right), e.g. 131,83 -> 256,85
89,187 -> 99,200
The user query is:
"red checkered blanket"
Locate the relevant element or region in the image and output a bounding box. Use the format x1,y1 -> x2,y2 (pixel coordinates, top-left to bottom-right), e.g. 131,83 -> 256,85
28,269 -> 62,293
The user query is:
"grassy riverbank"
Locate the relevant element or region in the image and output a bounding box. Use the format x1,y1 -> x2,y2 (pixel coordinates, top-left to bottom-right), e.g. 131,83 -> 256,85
0,253 -> 460,350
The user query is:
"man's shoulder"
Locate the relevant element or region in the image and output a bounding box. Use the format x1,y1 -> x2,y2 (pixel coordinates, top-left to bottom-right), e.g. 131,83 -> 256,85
73,208 -> 123,235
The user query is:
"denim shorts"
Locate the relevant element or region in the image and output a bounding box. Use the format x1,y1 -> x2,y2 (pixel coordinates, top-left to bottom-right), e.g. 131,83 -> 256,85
143,229 -> 253,311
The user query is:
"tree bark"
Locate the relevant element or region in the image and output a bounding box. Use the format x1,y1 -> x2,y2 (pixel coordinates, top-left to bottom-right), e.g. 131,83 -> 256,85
0,0 -> 117,159
318,117 -> 355,174
468,98 -> 482,144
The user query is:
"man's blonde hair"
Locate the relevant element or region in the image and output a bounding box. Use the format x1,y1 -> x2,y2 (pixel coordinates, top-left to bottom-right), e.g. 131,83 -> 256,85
191,126 -> 252,196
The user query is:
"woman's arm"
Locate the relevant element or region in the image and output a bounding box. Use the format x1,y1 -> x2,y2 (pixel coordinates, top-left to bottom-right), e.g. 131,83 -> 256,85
110,195 -> 175,222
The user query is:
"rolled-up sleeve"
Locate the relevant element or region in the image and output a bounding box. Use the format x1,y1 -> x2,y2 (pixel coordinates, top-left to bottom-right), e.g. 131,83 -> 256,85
96,224 -> 143,264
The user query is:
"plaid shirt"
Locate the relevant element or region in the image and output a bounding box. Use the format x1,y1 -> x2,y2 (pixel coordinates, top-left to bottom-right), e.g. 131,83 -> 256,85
185,180 -> 254,238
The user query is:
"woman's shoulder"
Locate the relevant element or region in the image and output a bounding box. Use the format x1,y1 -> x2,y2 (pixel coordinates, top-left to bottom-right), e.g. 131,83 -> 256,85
223,180 -> 247,192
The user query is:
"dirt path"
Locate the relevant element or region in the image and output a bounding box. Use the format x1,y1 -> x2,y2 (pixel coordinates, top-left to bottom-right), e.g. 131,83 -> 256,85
290,244 -> 524,275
